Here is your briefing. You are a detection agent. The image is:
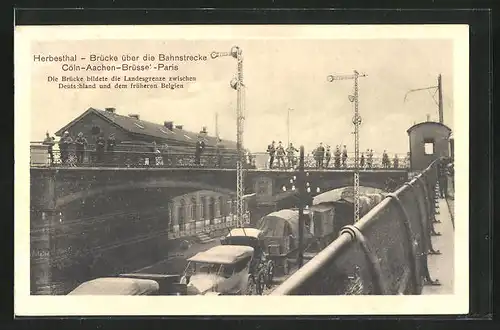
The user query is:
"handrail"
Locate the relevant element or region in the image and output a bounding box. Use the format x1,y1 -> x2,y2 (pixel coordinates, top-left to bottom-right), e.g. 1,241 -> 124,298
271,159 -> 441,295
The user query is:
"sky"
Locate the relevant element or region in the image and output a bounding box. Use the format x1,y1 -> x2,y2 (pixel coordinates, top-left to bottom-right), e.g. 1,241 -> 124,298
29,37 -> 454,154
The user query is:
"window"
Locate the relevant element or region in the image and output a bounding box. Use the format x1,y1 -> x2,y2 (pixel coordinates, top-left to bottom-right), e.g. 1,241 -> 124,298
91,125 -> 101,135
424,138 -> 434,155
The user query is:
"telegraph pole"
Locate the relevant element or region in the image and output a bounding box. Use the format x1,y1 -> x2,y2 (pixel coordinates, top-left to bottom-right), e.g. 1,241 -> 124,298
297,146 -> 305,268
211,46 -> 245,227
438,74 -> 443,124
403,74 -> 443,124
327,71 -> 367,223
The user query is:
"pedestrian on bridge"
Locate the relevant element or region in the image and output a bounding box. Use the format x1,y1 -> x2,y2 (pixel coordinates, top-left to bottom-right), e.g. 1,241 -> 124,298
334,146 -> 341,168
276,141 -> 286,168
325,146 -> 332,168
393,154 -> 399,169
315,142 -> 325,169
267,141 -> 276,169
438,157 -> 450,198
368,149 -> 374,168
75,132 -> 88,165
342,145 -> 348,167
286,143 -> 299,169
95,134 -> 106,164
59,131 -> 73,165
195,137 -> 206,165
106,133 -> 117,164
43,132 -> 55,165
360,153 -> 365,169
382,150 -> 390,168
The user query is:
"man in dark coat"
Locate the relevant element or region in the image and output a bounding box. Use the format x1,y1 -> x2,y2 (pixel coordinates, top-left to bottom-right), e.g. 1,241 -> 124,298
325,146 -> 332,168
342,145 -> 348,167
43,132 -> 55,165
438,157 -> 450,198
195,137 -> 205,165
315,142 -> 325,168
58,131 -> 73,165
74,132 -> 88,164
267,141 -> 276,169
95,134 -> 106,163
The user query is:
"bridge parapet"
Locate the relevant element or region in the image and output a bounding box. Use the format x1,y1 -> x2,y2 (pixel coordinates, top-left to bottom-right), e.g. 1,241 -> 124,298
31,144 -> 409,171
271,159 -> 441,295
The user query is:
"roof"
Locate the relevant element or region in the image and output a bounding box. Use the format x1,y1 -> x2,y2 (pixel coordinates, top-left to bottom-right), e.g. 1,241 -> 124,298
257,209 -> 312,240
313,186 -> 386,205
406,121 -> 452,134
67,277 -> 159,295
227,228 -> 263,238
266,209 -> 300,220
55,107 -> 237,149
188,245 -> 254,264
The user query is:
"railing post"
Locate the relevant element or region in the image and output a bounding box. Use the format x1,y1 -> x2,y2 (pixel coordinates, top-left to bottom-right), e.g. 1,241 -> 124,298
386,192 -> 420,294
340,225 -> 389,295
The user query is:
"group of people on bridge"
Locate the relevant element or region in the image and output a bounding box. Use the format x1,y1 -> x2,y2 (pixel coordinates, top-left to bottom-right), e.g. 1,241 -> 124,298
266,140 -> 410,170
43,131 -> 117,166
40,131 -> 245,169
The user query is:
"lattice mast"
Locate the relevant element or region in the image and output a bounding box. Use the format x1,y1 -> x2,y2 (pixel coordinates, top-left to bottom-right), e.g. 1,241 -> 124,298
210,46 -> 246,227
235,48 -> 245,227
327,70 -> 367,223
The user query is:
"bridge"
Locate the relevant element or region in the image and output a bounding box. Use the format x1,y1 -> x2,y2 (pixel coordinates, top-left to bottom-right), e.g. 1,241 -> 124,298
30,145 -> 409,294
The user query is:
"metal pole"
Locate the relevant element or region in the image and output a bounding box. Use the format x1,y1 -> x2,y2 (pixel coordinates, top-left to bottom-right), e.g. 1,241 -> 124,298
235,49 -> 245,228
438,74 -> 443,124
297,146 -> 305,268
353,71 -> 361,223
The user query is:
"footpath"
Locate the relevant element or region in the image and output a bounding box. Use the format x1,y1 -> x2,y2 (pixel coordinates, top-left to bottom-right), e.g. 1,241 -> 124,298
422,197 -> 455,295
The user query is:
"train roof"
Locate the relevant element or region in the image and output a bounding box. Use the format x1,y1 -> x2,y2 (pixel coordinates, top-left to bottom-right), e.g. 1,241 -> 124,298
187,245 -> 254,264
227,228 -> 263,238
406,121 -> 452,134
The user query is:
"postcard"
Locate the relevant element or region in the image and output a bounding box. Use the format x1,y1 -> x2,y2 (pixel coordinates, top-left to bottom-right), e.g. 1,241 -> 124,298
15,24 -> 469,316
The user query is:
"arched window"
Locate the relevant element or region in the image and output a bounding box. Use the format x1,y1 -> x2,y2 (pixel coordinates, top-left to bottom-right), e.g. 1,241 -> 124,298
190,197 -> 197,220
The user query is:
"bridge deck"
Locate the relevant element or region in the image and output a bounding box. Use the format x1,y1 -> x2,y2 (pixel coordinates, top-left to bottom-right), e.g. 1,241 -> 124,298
422,197 -> 454,295
31,166 -> 408,173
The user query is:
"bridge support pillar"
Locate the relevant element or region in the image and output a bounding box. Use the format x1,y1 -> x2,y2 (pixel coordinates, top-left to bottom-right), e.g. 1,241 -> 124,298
31,209 -> 61,295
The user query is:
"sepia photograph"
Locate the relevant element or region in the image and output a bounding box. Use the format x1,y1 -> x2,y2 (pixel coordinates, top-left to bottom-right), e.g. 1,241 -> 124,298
15,24 -> 468,316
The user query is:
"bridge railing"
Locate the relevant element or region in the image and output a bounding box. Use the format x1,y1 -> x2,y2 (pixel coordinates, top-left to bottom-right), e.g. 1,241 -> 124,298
30,144 -> 409,170
30,144 -> 251,169
252,152 -> 409,170
271,159 -> 441,295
